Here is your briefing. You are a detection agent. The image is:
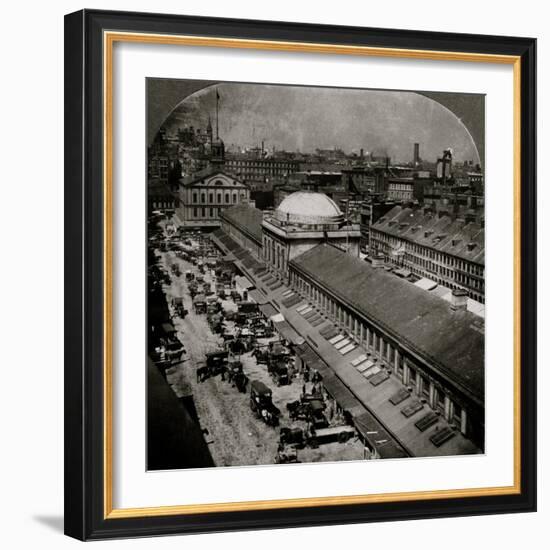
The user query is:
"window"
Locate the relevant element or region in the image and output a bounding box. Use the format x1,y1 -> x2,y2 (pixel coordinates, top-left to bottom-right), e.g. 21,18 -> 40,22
192,192 -> 197,203
193,207 -> 197,217
202,207 -> 206,218
209,193 -> 213,203
217,193 -> 222,204
225,193 -> 230,203
201,193 -> 205,203
233,192 -> 237,203
210,208 -> 214,217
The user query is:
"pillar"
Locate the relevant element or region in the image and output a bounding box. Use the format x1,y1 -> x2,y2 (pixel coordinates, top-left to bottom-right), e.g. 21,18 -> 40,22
402,358 -> 409,385
460,409 -> 468,435
393,349 -> 400,375
444,396 -> 452,422
429,382 -> 436,408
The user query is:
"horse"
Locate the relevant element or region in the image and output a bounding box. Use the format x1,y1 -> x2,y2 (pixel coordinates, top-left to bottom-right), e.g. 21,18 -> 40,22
196,365 -> 210,383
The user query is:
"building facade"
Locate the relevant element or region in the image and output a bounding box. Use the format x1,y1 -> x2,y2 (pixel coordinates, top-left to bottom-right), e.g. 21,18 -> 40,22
288,243 -> 484,451
262,191 -> 361,281
176,168 -> 251,229
370,205 -> 485,303
148,179 -> 178,213
224,157 -> 300,189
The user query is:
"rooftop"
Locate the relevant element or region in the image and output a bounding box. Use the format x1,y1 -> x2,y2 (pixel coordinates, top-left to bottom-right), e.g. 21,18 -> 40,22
275,191 -> 344,225
179,166 -> 246,188
372,205 -> 485,264
290,243 -> 485,404
220,204 -> 263,243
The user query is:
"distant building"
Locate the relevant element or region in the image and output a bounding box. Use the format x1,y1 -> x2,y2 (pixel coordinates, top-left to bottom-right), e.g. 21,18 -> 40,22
387,177 -> 417,201
175,167 -> 251,229
341,166 -> 377,195
359,199 -> 398,251
370,205 -> 485,303
262,191 -> 360,280
224,156 -> 300,190
436,148 -> 453,184
148,179 -> 178,213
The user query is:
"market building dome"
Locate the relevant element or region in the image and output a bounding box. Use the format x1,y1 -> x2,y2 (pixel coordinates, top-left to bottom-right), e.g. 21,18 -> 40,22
275,191 -> 344,226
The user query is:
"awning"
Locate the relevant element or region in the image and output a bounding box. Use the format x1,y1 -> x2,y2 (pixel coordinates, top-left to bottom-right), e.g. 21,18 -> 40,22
273,320 -> 304,345
248,288 -> 266,304
414,277 -> 438,291
295,344 -> 333,379
353,412 -> 408,459
259,303 -> 278,319
235,275 -> 254,290
321,375 -> 361,414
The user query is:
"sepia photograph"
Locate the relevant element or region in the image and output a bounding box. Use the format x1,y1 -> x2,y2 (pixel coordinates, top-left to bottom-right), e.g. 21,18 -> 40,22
147,79 -> 485,471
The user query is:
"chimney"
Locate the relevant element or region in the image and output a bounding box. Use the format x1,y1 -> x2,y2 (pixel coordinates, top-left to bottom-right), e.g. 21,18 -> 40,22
450,289 -> 468,311
413,143 -> 420,166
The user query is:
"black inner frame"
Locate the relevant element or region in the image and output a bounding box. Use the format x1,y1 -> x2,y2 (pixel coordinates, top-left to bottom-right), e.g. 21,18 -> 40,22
64,9 -> 537,541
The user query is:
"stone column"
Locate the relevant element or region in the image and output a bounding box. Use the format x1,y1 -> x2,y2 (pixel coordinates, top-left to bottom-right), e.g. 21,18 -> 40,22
393,349 -> 399,375
460,409 -> 468,435
444,396 -> 452,422
402,358 -> 409,385
429,383 -> 436,408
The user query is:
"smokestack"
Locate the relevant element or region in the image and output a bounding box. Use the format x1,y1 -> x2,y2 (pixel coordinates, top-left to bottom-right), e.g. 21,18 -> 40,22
450,289 -> 468,311
414,143 -> 420,166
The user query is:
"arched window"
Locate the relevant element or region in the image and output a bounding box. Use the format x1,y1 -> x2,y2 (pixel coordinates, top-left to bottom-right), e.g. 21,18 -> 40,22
225,193 -> 230,203
201,193 -> 205,204
217,193 -> 222,204
233,192 -> 237,203
192,192 -> 197,203
209,193 -> 213,203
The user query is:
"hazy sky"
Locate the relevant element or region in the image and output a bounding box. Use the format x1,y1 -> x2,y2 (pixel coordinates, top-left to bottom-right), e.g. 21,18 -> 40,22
163,83 -> 480,164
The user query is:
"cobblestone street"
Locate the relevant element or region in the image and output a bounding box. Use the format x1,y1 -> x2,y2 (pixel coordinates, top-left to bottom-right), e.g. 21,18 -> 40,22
157,247 -> 365,467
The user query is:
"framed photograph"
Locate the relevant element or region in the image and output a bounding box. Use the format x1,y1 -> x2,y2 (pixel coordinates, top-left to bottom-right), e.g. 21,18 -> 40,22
64,9 -> 536,540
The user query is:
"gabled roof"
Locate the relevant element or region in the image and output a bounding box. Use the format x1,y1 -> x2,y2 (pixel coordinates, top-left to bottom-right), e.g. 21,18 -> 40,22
372,205 -> 485,264
290,243 -> 485,404
179,166 -> 249,188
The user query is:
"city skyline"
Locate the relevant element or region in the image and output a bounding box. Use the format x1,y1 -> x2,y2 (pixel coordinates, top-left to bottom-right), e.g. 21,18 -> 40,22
162,83 -> 482,164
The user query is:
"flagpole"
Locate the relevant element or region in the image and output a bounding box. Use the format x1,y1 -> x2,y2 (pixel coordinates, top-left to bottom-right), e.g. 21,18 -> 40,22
215,89 -> 219,140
